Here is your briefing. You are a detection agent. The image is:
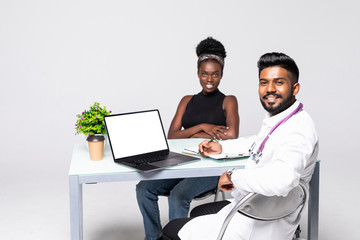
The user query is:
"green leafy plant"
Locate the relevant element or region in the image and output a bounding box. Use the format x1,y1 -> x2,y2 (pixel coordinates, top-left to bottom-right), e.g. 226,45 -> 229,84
75,102 -> 111,136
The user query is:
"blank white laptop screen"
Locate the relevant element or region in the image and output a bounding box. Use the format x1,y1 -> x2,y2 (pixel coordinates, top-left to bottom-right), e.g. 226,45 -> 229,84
105,110 -> 169,159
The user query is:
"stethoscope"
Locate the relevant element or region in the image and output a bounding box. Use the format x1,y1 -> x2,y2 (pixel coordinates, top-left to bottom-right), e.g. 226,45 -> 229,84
249,103 -> 304,164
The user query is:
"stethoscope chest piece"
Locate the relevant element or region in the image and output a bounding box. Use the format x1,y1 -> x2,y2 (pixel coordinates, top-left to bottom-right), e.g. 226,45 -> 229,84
250,149 -> 262,164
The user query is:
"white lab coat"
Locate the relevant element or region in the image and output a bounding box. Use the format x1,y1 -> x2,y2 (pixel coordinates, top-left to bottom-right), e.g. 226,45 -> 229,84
178,101 -> 319,240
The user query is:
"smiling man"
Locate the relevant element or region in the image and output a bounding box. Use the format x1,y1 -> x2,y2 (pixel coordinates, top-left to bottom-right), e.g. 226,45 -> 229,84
258,55 -> 300,117
162,52 -> 319,240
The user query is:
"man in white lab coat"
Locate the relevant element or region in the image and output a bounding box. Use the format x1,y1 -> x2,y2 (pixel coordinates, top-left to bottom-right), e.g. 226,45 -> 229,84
162,52 -> 319,240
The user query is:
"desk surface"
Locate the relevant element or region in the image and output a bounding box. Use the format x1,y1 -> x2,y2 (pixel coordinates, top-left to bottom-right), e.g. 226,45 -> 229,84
69,138 -> 249,182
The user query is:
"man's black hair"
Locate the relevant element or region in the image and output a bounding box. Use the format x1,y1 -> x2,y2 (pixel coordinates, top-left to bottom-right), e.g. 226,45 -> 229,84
257,52 -> 299,83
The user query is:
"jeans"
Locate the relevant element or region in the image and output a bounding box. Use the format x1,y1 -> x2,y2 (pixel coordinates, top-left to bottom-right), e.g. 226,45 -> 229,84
136,176 -> 219,240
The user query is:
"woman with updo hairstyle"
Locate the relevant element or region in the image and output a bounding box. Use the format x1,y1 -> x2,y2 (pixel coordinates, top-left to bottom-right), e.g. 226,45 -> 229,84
136,37 -> 239,240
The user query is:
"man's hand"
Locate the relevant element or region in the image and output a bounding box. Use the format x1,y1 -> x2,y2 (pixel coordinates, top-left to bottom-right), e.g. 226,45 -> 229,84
198,140 -> 222,157
218,172 -> 234,191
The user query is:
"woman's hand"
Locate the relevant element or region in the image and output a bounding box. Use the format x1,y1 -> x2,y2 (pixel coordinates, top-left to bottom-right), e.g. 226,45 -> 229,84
200,124 -> 229,140
198,140 -> 222,156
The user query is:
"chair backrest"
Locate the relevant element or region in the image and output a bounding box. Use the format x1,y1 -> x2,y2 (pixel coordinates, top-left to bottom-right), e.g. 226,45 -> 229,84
217,182 -> 308,240
238,182 -> 307,220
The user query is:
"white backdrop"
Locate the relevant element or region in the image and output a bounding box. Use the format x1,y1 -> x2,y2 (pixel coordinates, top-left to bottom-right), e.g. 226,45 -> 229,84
1,0 -> 359,239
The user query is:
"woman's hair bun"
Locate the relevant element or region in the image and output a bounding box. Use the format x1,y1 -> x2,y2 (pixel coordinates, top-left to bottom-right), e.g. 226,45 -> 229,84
196,37 -> 226,58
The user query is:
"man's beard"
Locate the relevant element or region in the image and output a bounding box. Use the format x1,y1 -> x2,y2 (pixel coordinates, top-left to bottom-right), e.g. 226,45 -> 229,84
260,92 -> 294,116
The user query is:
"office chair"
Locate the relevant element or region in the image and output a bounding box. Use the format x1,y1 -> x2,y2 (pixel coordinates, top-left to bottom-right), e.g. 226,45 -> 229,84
194,187 -> 225,202
163,187 -> 225,202
217,182 -> 308,240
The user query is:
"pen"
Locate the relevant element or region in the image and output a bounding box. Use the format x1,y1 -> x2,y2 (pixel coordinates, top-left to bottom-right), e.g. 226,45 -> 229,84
208,137 -> 219,143
249,142 -> 255,153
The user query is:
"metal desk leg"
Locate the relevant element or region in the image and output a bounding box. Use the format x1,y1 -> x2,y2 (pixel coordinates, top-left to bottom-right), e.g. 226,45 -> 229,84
308,162 -> 320,240
69,175 -> 83,240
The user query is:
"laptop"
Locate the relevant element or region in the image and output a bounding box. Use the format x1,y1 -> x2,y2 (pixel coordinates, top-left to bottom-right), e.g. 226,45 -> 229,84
103,109 -> 200,172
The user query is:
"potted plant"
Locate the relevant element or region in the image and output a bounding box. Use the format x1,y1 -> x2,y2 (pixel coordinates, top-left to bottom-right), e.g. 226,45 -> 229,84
75,102 -> 111,160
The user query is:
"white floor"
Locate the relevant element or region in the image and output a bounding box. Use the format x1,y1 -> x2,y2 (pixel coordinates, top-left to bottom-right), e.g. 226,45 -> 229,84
0,173 -> 216,240
1,167 -> 312,240
1,157 -> 359,240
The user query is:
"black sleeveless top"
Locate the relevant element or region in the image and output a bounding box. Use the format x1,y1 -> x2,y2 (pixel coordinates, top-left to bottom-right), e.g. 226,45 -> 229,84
182,89 -> 227,129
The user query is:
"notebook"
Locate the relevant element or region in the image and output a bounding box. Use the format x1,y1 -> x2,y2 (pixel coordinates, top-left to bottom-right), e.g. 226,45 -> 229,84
103,109 -> 199,172
183,146 -> 250,160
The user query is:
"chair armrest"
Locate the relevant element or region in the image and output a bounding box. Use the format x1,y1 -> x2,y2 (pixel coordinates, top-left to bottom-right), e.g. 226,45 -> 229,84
217,182 -> 308,240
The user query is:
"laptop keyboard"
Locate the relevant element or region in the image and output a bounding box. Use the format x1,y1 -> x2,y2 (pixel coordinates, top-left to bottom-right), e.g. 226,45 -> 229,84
130,153 -> 178,166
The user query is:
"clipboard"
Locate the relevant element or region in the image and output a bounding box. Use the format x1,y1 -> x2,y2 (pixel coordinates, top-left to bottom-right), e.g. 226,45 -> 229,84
183,147 -> 250,160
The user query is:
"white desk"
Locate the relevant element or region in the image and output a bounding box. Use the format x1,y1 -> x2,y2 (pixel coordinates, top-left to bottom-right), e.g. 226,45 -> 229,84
69,138 -> 319,240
